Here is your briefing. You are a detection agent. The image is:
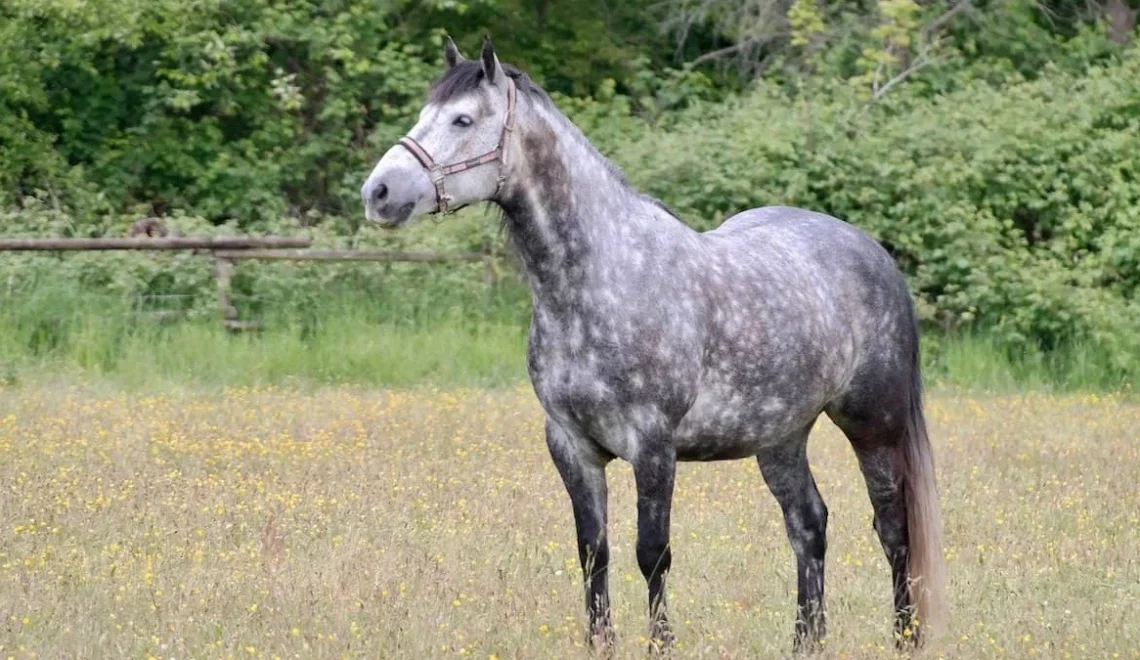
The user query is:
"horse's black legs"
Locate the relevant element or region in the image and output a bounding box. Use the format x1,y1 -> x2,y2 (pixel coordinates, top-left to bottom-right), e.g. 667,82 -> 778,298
757,431 -> 829,653
545,419 -> 614,649
633,446 -> 677,654
851,443 -> 917,646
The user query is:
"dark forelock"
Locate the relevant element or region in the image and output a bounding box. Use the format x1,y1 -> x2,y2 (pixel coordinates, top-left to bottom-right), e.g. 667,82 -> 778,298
428,60 -> 544,105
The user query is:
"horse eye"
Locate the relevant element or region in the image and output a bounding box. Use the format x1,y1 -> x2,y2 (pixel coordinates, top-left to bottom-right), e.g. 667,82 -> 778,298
453,114 -> 474,127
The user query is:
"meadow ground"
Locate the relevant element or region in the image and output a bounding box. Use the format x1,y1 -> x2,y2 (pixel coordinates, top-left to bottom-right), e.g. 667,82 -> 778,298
1,384 -> 1138,659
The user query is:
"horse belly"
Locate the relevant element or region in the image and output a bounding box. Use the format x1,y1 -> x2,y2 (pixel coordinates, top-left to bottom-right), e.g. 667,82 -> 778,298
674,384 -> 815,461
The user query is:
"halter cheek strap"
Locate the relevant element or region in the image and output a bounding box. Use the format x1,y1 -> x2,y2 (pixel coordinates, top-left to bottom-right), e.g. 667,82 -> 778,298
397,78 -> 518,215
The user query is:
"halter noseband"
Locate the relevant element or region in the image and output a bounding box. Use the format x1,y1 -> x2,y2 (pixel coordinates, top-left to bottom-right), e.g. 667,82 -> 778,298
397,78 -> 518,215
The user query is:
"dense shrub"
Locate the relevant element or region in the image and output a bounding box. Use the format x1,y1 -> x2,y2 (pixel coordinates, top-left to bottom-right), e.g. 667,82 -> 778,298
1,0 -> 458,224
0,0 -> 686,226
2,0 -> 1138,376
616,50 -> 1140,369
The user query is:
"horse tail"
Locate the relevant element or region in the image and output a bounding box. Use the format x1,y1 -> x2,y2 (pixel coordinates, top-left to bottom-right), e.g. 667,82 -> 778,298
902,338 -> 949,639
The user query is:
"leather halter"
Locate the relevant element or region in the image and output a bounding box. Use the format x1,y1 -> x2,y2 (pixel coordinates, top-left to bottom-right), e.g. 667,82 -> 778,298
397,78 -> 518,215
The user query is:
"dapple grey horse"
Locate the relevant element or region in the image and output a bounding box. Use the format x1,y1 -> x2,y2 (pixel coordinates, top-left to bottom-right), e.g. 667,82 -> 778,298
361,36 -> 947,654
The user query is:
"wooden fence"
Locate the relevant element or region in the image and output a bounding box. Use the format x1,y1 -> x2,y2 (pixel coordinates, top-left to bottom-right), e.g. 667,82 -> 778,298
0,237 -> 311,251
0,235 -> 494,330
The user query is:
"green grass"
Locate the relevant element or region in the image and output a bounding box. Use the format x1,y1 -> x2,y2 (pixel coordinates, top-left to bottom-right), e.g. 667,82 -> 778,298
0,283 -> 530,389
113,320 -> 529,389
0,317 -> 529,389
921,331 -> 1135,394
0,283 -> 1134,393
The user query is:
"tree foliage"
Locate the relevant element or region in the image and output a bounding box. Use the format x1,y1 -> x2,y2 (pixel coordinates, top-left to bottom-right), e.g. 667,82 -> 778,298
615,48 -> 1140,368
1,0 -> 1139,370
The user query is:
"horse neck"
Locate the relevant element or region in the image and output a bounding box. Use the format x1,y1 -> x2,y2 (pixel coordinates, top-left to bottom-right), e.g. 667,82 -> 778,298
497,102 -> 677,306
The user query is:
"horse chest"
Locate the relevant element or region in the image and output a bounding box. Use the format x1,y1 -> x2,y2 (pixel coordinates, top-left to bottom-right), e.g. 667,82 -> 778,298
527,310 -> 699,443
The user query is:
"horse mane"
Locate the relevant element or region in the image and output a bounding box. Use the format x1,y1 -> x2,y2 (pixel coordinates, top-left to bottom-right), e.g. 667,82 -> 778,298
428,60 -> 683,222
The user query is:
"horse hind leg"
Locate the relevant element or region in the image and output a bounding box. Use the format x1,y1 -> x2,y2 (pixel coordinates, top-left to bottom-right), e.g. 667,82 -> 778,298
756,423 -> 829,653
632,442 -> 677,656
846,434 -> 916,643
826,366 -> 948,648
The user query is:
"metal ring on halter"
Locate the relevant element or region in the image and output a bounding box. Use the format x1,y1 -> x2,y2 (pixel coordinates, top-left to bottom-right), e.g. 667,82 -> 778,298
397,78 -> 518,215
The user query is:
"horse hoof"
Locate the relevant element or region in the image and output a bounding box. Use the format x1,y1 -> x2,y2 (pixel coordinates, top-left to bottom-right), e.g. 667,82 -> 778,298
647,623 -> 675,658
894,629 -> 924,652
792,637 -> 826,655
587,625 -> 616,657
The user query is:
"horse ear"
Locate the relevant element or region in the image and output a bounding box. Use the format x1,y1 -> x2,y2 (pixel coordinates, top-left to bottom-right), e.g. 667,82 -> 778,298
480,35 -> 504,85
444,35 -> 465,69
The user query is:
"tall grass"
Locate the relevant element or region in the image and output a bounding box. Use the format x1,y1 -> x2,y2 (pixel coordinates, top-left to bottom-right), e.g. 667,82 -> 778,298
0,280 -> 530,389
920,332 -> 1135,394
0,281 -> 1133,392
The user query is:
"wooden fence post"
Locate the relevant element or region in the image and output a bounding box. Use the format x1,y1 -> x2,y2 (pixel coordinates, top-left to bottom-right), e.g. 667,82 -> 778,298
213,255 -> 238,327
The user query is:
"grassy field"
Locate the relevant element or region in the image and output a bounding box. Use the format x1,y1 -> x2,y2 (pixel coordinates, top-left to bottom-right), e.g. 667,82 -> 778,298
1,278 -> 1136,393
1,384 -> 1138,659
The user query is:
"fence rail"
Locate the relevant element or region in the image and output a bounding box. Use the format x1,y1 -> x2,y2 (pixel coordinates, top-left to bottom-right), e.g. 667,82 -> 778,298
1,234 -> 496,331
0,237 -> 312,251
212,248 -> 487,263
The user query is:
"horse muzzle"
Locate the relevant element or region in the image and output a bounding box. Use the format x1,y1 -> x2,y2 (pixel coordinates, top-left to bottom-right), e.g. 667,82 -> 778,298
361,176 -> 426,228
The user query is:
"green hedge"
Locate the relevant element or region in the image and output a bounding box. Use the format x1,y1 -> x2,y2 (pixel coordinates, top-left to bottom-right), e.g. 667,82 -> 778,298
614,51 -> 1140,371
0,0 -> 446,224
2,0 -> 1139,376
0,0 -> 694,226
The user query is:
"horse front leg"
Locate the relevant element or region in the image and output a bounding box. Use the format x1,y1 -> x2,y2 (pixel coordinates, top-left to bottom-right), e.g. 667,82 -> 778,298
633,442 -> 677,656
545,419 -> 614,650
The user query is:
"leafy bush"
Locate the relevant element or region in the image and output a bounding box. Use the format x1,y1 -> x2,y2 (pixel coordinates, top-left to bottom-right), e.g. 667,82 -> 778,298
1,0 -> 444,224
0,0 -> 687,226
2,0 -> 1138,383
615,49 -> 1140,371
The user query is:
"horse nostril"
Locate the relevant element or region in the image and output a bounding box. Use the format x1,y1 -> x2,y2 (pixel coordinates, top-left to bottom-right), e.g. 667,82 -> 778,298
372,183 -> 389,204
